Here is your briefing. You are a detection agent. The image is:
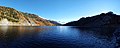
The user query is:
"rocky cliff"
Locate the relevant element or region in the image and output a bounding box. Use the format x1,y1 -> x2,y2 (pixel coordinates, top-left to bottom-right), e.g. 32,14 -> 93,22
0,6 -> 58,26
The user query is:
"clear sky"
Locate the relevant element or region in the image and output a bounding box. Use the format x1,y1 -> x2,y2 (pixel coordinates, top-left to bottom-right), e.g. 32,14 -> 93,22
0,0 -> 119,24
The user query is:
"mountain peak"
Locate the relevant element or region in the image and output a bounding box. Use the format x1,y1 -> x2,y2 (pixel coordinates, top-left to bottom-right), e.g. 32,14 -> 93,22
106,11 -> 114,15
98,11 -> 118,17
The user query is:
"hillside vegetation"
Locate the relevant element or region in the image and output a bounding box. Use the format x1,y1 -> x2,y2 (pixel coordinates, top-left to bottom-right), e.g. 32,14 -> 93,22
0,6 -> 58,26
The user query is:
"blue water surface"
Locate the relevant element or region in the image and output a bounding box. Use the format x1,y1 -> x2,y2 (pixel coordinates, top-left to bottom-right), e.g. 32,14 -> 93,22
0,26 -> 116,48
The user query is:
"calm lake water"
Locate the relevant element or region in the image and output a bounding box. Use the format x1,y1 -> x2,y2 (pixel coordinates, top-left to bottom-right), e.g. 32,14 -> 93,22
0,26 -> 117,48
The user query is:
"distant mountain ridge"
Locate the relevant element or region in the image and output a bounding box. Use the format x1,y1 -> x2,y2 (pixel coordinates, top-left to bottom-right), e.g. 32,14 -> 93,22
64,12 -> 120,27
0,6 -> 60,26
47,20 -> 62,25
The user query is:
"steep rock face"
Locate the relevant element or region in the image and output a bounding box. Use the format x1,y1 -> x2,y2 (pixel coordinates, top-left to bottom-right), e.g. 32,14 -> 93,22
64,12 -> 120,27
0,6 -> 55,26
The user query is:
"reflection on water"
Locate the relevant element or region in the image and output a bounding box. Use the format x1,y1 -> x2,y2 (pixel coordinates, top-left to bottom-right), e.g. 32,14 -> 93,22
0,26 -> 118,48
0,26 -> 8,33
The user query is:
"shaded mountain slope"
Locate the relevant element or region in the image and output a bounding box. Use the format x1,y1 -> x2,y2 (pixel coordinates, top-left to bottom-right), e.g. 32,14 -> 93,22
64,12 -> 120,27
47,20 -> 62,25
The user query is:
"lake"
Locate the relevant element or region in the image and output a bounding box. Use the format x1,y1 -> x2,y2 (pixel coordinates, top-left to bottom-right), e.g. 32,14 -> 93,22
0,26 -> 117,48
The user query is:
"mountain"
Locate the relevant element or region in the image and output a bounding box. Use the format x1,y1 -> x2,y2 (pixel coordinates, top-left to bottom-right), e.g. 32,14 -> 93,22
0,6 -> 59,26
64,12 -> 120,27
47,20 -> 62,25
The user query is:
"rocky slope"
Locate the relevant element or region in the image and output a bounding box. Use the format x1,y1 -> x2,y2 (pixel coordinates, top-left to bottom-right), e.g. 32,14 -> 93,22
64,12 -> 120,27
0,6 -> 59,26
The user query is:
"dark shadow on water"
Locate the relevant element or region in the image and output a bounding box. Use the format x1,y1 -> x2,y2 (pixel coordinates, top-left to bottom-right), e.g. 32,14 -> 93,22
71,26 -> 120,48
71,27 -> 116,39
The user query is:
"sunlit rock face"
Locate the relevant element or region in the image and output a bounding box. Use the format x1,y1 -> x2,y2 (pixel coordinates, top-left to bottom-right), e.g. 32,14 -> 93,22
0,6 -> 56,26
0,19 -> 9,25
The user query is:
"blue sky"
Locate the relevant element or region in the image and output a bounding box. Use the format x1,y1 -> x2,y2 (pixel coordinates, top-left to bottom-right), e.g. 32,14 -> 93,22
0,0 -> 120,24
